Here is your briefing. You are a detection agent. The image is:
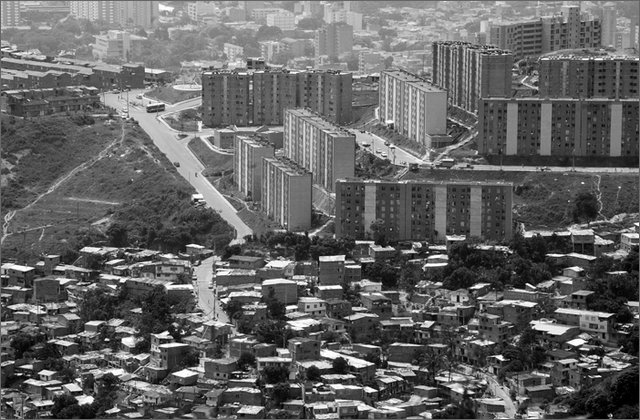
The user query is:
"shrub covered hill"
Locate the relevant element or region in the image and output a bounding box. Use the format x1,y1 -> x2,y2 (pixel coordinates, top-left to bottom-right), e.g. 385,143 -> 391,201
1,113 -> 233,263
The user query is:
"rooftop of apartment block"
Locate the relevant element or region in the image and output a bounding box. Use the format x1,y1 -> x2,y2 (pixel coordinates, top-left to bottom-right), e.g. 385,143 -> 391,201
336,178 -> 514,188
382,69 -> 445,92
264,156 -> 312,177
481,97 -> 639,103
236,134 -> 275,148
286,108 -> 355,138
432,40 -> 512,55
540,50 -> 640,61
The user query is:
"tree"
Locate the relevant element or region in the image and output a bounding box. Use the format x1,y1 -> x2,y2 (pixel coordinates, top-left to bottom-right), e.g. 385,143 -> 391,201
178,347 -> 200,369
10,332 -> 38,359
399,264 -> 423,294
297,17 -> 323,30
263,365 -> 290,384
370,219 -> 388,246
332,357 -> 349,374
306,365 -> 321,381
238,351 -> 257,370
106,222 -> 128,247
257,25 -> 283,40
383,56 -> 394,69
256,320 -> 294,346
442,266 -> 477,290
272,382 -> 291,406
572,192 -> 599,223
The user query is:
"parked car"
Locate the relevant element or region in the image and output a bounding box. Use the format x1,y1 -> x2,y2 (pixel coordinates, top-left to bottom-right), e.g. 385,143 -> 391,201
173,161 -> 180,167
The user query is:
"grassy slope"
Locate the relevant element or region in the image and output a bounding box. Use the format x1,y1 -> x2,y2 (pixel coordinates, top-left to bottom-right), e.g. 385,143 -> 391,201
1,115 -> 116,212
1,116 -> 233,263
402,169 -> 639,230
145,86 -> 200,104
187,137 -> 233,175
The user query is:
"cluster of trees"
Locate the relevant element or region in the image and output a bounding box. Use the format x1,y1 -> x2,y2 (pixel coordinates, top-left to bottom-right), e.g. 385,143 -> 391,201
106,187 -> 233,253
561,368 -> 639,419
439,236 -> 565,291
1,17 -> 107,58
51,372 -> 120,419
235,231 -> 356,261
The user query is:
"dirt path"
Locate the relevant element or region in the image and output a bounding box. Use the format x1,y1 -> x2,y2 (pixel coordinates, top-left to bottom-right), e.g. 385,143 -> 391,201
1,122 -> 126,245
67,197 -> 121,206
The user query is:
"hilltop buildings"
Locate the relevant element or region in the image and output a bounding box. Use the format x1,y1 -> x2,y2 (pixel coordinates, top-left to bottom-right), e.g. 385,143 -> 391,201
1,1 -> 20,27
0,48 -> 145,90
201,68 -> 352,127
69,1 -> 159,28
538,54 -> 639,99
432,41 -> 513,114
334,179 -> 513,242
490,5 -> 601,58
315,22 -> 354,58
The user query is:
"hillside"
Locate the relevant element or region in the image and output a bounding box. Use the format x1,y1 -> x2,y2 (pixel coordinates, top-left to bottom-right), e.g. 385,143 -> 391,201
402,169 -> 639,231
1,114 -> 234,263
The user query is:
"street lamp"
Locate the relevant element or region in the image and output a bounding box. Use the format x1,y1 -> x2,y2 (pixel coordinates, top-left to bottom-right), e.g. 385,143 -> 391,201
126,85 -> 130,118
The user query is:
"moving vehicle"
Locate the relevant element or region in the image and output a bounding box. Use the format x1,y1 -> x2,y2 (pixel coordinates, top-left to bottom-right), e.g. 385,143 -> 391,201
381,152 -> 388,158
437,158 -> 456,168
146,102 -> 165,113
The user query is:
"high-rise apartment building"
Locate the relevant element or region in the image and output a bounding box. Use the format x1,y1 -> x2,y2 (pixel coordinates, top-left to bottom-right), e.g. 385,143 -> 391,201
1,1 -> 21,27
92,30 -> 146,62
490,5 -> 601,58
335,179 -> 513,243
283,109 -> 355,192
379,69 -> 448,147
186,1 -> 218,22
296,70 -> 352,124
432,41 -> 513,114
252,70 -> 298,125
265,10 -> 295,31
69,1 -> 158,27
233,135 -> 275,202
262,157 -> 312,231
538,55 -> 639,100
202,69 -> 251,127
315,22 -> 353,58
478,97 -> 639,158
201,69 -> 352,127
600,3 -> 617,47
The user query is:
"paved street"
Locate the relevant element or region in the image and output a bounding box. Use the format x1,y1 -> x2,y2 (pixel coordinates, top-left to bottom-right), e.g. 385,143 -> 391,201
349,128 -> 429,165
102,91 -> 252,244
193,256 -> 228,323
481,372 -> 517,418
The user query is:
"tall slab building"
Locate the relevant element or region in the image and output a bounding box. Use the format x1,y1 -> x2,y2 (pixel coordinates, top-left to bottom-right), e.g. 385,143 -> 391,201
432,41 -> 513,115
335,179 -> 513,243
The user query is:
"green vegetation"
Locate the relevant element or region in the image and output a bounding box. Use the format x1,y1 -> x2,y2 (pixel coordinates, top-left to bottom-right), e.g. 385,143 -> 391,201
146,86 -> 200,104
188,137 -> 233,176
560,367 -> 639,419
1,115 -> 233,263
1,17 -> 106,59
355,149 -> 400,180
1,114 -> 110,213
